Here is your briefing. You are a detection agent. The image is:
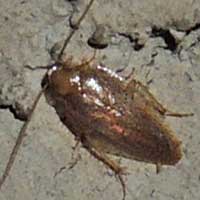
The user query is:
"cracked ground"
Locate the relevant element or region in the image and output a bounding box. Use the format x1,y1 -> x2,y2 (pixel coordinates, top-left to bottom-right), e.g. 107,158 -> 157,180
0,0 -> 200,200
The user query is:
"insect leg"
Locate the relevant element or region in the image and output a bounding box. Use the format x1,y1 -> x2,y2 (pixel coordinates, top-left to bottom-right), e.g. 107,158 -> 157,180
163,110 -> 194,117
127,79 -> 194,118
83,140 -> 127,200
144,89 -> 194,117
156,163 -> 162,174
142,85 -> 194,117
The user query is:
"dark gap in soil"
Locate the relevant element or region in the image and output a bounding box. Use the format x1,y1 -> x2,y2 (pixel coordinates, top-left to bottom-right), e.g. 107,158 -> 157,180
151,26 -> 177,52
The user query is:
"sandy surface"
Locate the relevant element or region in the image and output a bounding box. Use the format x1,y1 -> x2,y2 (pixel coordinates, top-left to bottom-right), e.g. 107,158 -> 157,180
0,0 -> 200,200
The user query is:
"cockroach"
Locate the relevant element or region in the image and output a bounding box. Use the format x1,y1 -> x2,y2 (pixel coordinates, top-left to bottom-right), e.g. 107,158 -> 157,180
0,0 -> 193,200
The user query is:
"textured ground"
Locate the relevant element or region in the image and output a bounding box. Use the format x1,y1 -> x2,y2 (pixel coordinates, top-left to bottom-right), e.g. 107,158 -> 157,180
0,0 -> 200,200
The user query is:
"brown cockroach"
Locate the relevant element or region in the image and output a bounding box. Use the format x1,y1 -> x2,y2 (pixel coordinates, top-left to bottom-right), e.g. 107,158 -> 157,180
0,0 -> 193,200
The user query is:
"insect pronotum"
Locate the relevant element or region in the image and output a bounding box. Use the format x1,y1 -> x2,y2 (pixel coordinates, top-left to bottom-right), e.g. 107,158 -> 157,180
0,1 -> 193,200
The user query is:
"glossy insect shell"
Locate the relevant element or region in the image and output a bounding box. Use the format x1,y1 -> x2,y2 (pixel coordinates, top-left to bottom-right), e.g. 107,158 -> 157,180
42,59 -> 182,166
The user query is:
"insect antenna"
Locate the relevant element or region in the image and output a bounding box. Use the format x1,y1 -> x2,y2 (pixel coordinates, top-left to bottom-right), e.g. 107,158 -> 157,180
0,86 -> 46,189
58,0 -> 95,61
0,0 -> 95,190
